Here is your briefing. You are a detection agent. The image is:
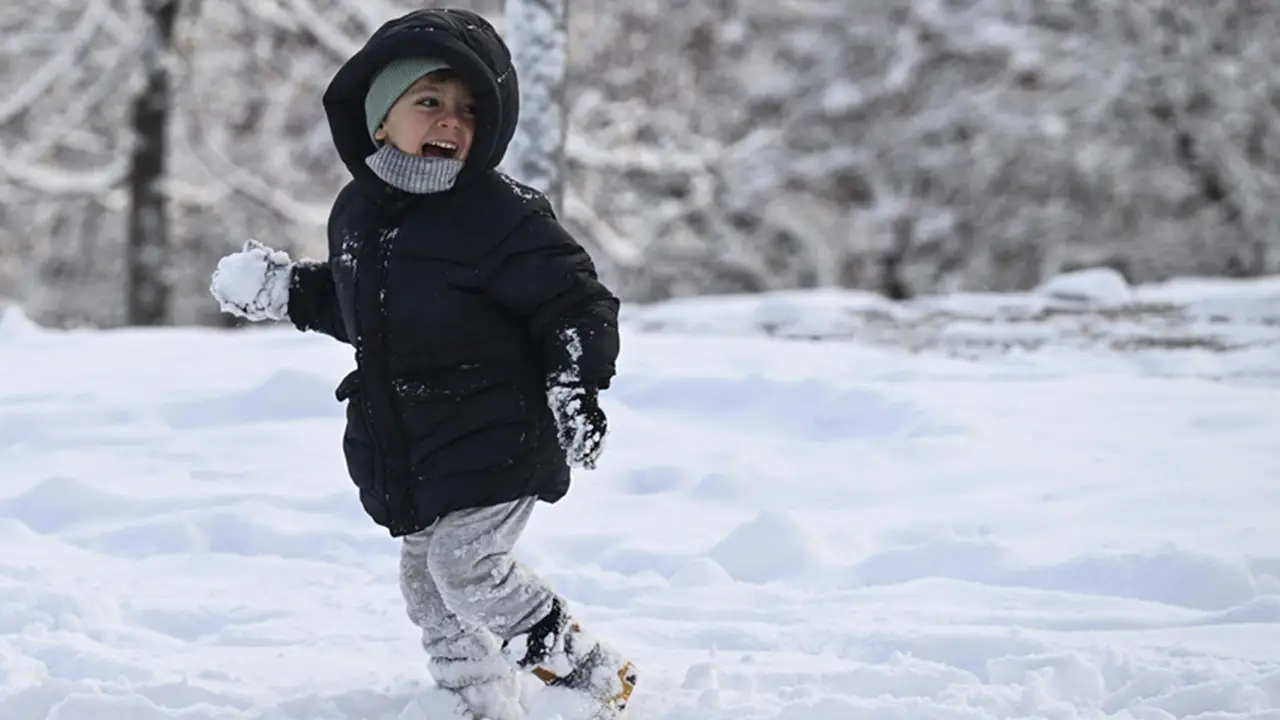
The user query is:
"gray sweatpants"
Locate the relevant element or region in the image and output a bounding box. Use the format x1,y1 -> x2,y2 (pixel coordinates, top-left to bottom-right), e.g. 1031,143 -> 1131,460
399,496 -> 557,694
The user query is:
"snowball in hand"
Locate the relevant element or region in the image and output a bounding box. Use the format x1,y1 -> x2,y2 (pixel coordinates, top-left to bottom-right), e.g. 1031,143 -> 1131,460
210,240 -> 293,322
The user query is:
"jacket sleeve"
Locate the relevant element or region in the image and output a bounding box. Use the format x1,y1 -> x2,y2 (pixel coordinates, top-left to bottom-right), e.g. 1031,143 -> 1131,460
478,212 -> 621,390
285,186 -> 354,344
287,260 -> 349,343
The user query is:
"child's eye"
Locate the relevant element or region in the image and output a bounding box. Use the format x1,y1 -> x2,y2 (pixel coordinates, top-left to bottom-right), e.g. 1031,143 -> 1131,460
416,96 -> 440,108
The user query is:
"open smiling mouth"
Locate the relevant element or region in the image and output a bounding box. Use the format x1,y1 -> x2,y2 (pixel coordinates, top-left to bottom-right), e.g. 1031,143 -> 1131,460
421,140 -> 459,158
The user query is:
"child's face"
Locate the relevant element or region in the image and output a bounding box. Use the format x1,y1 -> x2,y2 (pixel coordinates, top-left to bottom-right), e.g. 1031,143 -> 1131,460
374,72 -> 475,161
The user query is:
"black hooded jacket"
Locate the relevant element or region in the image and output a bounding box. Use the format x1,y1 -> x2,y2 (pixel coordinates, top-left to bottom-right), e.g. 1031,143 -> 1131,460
286,9 -> 620,537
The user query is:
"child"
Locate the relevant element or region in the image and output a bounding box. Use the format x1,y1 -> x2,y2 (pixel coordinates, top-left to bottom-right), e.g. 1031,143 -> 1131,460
208,8 -> 635,719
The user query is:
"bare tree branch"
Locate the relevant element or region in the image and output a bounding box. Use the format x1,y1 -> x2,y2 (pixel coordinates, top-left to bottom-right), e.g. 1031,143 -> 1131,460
283,0 -> 362,61
0,0 -> 109,125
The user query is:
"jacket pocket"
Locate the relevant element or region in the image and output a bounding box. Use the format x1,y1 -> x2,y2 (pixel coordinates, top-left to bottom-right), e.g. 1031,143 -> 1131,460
393,366 -> 532,476
335,369 -> 360,402
335,372 -> 392,525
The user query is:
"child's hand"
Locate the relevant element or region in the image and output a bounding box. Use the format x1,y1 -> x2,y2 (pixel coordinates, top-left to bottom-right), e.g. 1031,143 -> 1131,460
546,382 -> 608,470
209,239 -> 294,322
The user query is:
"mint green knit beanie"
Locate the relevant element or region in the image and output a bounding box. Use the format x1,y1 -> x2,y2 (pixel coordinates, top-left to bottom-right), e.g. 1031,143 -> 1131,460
364,57 -> 452,141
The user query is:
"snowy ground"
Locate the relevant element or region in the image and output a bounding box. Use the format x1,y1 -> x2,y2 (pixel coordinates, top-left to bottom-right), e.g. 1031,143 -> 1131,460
2,270 -> 1278,720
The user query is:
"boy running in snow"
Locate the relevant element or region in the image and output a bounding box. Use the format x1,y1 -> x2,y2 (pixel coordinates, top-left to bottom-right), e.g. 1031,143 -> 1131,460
208,9 -> 635,719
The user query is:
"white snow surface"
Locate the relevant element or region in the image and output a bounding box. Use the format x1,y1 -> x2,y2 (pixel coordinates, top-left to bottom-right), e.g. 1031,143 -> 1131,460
2,276 -> 1279,719
1035,267 -> 1134,304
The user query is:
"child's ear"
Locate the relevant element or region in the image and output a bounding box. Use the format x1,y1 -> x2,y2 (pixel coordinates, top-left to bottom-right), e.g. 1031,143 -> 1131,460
374,125 -> 387,142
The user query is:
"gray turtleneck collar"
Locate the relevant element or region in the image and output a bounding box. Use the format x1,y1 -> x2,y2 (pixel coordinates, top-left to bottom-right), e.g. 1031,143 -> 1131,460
364,143 -> 466,194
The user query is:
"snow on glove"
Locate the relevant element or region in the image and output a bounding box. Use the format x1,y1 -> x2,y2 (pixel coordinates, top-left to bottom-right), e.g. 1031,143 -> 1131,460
209,239 -> 293,322
547,380 -> 608,470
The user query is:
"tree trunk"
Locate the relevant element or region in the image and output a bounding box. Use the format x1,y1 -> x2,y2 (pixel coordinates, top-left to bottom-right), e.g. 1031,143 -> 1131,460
503,0 -> 569,214
126,0 -> 178,326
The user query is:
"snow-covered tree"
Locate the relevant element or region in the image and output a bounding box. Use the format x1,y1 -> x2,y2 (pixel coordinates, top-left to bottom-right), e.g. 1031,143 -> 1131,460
126,0 -> 178,326
0,0 -> 146,326
500,0 -> 569,213
561,0 -> 1280,300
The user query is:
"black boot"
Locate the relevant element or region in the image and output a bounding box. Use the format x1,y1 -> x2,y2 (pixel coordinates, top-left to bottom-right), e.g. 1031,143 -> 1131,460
506,599 -> 638,712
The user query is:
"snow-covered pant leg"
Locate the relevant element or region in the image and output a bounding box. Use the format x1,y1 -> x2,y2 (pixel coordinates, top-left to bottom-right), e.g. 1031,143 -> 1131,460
399,514 -> 524,719
425,496 -> 556,640
410,499 -> 638,712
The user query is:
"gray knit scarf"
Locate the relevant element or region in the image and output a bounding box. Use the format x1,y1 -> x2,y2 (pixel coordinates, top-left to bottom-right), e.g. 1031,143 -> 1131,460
365,143 -> 465,194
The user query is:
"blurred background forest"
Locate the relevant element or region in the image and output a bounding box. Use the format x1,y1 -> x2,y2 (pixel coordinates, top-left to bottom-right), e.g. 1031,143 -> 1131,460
2,0 -> 1279,328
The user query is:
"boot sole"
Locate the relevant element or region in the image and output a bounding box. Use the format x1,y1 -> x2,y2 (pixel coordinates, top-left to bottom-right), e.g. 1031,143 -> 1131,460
531,661 -> 637,713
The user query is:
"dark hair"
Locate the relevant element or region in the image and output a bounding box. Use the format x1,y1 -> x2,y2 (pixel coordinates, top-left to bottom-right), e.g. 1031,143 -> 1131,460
424,68 -> 463,85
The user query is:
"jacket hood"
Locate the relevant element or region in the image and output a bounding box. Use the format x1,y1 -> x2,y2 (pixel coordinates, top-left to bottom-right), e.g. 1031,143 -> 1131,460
323,9 -> 520,193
